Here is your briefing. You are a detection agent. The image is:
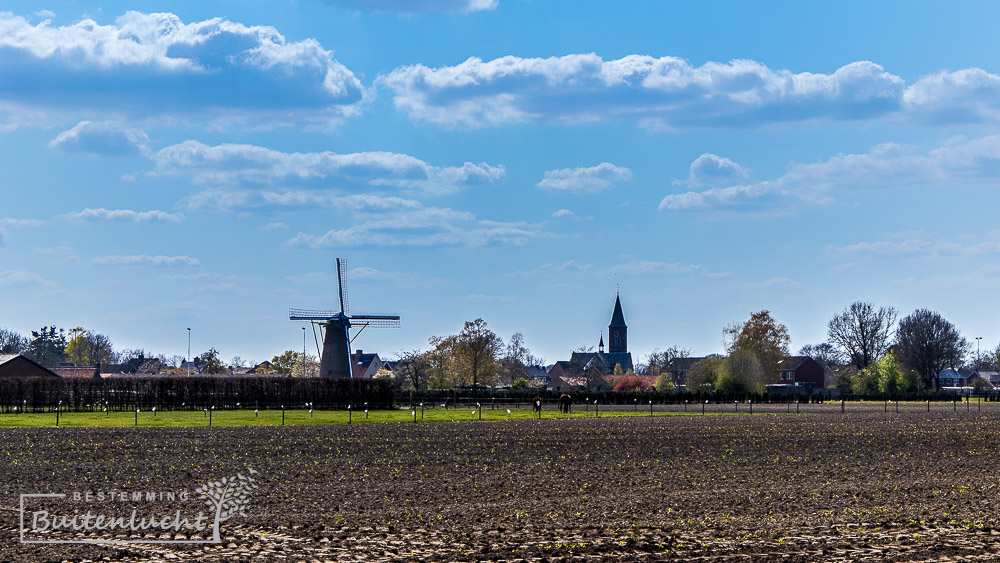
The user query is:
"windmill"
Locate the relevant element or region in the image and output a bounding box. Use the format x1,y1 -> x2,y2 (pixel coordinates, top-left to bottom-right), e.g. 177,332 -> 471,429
289,258 -> 400,378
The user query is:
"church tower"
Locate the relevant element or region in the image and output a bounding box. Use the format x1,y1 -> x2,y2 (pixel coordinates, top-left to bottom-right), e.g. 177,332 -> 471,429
608,292 -> 627,354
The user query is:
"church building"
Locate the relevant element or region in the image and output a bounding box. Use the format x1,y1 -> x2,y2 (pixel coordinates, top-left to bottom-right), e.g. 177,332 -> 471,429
548,292 -> 634,389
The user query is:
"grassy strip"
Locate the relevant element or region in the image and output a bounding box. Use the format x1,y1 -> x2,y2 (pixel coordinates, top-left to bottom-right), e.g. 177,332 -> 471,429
0,407 -> 740,428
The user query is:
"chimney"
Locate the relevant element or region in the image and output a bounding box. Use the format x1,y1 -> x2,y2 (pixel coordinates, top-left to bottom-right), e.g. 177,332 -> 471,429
356,349 -> 363,356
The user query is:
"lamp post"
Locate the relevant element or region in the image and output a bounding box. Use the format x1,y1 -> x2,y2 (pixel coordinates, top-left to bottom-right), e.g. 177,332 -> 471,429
976,337 -> 983,372
302,327 -> 307,377
186,328 -> 191,376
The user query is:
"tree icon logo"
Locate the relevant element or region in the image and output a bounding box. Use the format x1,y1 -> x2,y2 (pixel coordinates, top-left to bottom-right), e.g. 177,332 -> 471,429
194,467 -> 260,543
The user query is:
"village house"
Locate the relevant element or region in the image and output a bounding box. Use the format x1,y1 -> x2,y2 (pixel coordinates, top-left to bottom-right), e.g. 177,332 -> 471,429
0,354 -> 59,378
351,349 -> 384,378
776,356 -> 825,388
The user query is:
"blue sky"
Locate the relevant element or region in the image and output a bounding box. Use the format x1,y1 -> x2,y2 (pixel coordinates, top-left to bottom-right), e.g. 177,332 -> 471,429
3,1 -> 1000,366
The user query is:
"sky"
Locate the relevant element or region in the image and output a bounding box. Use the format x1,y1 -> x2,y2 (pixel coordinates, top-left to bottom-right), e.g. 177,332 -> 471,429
2,1 -> 1000,367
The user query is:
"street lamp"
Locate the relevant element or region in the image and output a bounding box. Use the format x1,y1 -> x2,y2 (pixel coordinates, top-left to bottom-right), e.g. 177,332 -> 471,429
186,328 -> 191,376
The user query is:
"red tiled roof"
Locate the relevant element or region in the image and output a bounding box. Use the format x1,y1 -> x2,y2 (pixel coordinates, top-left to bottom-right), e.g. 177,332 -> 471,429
49,366 -> 99,378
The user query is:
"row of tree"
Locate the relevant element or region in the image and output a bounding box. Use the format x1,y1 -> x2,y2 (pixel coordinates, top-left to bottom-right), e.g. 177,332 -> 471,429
2,301 -> 989,394
0,325 -> 323,377
664,302 -> 982,394
390,319 -> 542,390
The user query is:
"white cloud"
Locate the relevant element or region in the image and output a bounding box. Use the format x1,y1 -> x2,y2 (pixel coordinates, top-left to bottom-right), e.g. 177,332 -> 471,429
674,153 -> 749,188
64,208 -> 183,223
383,53 -> 1000,129
184,189 -> 426,213
153,140 -> 504,195
745,276 -> 800,289
604,260 -> 733,279
321,0 -> 497,13
0,218 -> 46,228
261,221 -> 288,231
537,162 -> 631,194
552,209 -> 574,218
903,68 -> 1000,124
829,236 -> 1000,258
0,269 -> 55,287
287,206 -> 546,248
0,217 -> 45,248
0,11 -> 363,127
381,55 -> 904,128
660,135 -> 1000,212
91,254 -> 199,266
48,121 -> 150,156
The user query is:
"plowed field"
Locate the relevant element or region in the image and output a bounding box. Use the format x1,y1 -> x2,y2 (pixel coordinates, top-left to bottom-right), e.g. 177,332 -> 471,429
4,411 -> 1000,561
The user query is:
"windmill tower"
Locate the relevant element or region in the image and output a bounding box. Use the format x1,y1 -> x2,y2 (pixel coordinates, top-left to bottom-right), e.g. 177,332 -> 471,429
289,258 -> 400,378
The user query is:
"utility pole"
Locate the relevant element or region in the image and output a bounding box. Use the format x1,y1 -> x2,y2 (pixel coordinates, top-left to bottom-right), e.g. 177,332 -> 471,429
302,327 -> 307,377
187,328 -> 191,376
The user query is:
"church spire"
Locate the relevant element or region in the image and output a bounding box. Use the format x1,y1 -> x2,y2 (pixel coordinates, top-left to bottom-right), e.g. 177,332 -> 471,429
608,292 -> 627,354
609,293 -> 626,328
599,332 -> 605,353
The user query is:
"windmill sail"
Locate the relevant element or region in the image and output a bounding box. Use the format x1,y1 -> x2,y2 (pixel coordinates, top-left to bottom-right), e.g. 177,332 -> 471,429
289,258 -> 400,378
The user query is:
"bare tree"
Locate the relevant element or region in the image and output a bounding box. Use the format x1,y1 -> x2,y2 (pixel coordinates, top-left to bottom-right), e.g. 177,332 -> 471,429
798,343 -> 844,368
895,309 -> 968,391
646,346 -> 690,378
0,327 -> 28,354
827,301 -> 898,370
498,332 -> 542,386
393,349 -> 430,390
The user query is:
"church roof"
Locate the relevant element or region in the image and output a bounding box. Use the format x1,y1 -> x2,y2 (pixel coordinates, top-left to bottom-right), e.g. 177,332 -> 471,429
609,293 -> 627,328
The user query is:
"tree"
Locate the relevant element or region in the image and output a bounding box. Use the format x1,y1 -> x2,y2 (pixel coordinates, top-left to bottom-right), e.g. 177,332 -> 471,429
646,346 -> 690,381
25,326 -> 66,365
0,327 -> 28,354
198,348 -> 229,375
654,373 -> 676,392
686,357 -> 725,392
798,343 -> 844,368
426,335 -> 456,389
612,375 -> 647,393
827,301 -> 897,370
270,350 -> 300,375
64,327 -> 116,367
289,353 -> 319,377
895,309 -> 968,391
724,310 -> 789,378
498,332 -> 541,386
721,348 -> 768,394
865,352 -> 917,395
393,349 -> 431,390
452,319 -> 503,388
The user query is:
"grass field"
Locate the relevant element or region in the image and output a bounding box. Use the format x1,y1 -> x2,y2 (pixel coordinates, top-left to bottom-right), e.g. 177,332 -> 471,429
0,405 -> 705,427
0,397 -> 988,427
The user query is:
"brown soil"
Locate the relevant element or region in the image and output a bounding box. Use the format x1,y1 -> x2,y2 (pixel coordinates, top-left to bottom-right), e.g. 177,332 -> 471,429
4,412 -> 1000,561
